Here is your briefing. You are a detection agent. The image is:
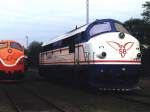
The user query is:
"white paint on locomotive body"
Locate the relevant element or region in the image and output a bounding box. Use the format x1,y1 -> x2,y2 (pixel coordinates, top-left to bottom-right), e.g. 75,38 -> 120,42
87,32 -> 141,65
39,19 -> 141,66
40,32 -> 141,65
0,55 -> 24,67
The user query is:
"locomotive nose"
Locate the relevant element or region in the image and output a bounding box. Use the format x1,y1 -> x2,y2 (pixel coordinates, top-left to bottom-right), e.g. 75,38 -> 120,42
7,55 -> 13,61
7,49 -> 13,61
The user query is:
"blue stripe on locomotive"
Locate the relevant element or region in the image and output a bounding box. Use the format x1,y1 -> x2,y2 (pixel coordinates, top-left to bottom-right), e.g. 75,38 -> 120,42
42,64 -> 141,75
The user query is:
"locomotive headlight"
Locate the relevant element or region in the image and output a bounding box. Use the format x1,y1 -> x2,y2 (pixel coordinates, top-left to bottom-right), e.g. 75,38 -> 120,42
8,49 -> 12,53
119,32 -> 125,39
137,53 -> 142,58
96,52 -> 107,59
102,52 -> 106,57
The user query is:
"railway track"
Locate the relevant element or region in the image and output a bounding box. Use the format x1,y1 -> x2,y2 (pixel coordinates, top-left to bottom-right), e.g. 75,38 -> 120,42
2,84 -> 66,112
19,83 -> 81,112
2,76 -> 150,112
23,78 -> 150,108
3,88 -> 23,112
114,91 -> 150,106
18,84 -> 68,112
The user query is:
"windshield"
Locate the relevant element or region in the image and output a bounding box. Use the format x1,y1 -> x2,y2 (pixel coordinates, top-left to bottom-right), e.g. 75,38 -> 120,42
115,23 -> 130,34
0,42 -> 8,49
10,42 -> 23,51
89,22 -> 112,36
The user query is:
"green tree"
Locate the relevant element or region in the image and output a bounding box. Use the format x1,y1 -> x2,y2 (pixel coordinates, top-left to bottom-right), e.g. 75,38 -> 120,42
124,1 -> 150,75
28,41 -> 42,67
124,18 -> 150,44
142,1 -> 150,24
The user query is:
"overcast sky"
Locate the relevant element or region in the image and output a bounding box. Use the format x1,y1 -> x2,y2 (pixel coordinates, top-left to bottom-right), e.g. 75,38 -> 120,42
0,0 -> 147,47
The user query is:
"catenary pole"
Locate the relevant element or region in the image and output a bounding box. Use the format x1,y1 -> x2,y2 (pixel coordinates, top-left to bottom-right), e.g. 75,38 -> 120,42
26,35 -> 28,49
86,0 -> 89,24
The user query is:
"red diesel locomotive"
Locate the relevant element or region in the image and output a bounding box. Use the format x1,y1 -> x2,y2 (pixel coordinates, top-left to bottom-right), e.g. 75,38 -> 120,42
0,40 -> 25,79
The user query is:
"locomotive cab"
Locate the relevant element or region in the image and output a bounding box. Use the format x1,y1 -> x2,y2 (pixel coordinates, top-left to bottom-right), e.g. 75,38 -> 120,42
85,19 -> 141,63
86,19 -> 130,37
84,19 -> 142,89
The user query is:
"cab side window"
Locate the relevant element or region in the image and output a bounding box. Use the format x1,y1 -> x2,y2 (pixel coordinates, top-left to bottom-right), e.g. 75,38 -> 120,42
10,42 -> 23,51
0,42 -> 8,49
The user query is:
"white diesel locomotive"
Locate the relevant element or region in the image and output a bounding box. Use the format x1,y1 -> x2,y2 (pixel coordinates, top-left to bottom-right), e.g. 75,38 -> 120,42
39,19 -> 142,90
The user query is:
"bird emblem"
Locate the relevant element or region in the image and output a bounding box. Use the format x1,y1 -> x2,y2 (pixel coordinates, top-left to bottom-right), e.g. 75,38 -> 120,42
107,41 -> 134,58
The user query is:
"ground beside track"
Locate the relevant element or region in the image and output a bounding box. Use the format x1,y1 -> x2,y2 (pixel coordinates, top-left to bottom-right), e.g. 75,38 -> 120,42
0,68 -> 150,112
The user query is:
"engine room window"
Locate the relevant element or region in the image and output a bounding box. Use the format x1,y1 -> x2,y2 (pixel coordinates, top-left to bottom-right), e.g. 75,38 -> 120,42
89,22 -> 112,36
115,23 -> 129,34
0,42 -> 7,49
10,42 -> 23,51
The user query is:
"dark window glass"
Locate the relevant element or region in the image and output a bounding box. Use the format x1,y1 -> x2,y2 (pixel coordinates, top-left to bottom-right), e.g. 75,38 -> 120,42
68,37 -> 75,53
42,32 -> 86,52
52,41 -> 62,49
89,22 -> 112,36
62,38 -> 69,47
115,23 -> 129,34
0,42 -> 8,49
10,42 -> 23,51
74,32 -> 87,44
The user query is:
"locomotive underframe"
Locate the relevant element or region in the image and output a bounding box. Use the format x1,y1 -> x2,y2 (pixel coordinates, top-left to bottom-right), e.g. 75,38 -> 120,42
39,64 -> 141,89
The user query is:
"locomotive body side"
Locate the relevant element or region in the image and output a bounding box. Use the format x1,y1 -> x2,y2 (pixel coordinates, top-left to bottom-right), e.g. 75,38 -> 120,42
39,19 -> 142,89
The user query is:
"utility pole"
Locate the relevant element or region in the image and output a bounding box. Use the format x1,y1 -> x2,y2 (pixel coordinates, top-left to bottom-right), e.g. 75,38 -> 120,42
86,0 -> 89,24
26,35 -> 28,49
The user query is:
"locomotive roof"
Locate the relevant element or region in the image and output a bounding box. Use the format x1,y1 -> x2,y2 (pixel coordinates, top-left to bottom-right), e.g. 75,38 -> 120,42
0,40 -> 17,43
43,19 -> 123,46
43,24 -> 89,46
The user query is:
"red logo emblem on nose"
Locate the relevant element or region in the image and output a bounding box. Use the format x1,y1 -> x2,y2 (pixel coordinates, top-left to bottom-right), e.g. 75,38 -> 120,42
107,41 -> 134,58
